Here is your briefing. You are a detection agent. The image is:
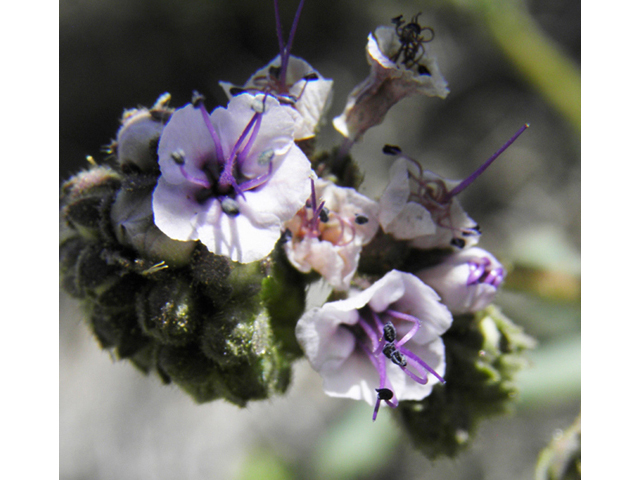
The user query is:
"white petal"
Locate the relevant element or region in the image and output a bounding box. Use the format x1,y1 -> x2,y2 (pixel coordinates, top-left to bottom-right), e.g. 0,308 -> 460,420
157,104 -> 218,185
241,145 -> 313,224
152,177 -> 207,242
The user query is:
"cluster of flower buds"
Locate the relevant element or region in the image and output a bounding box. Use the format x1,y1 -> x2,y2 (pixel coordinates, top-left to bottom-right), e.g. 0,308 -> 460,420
60,0 -> 534,459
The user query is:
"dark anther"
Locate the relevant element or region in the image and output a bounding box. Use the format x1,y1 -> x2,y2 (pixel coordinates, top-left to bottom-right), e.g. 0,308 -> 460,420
170,150 -> 186,165
283,228 -> 293,241
303,72 -> 319,81
383,322 -> 397,343
472,224 -> 481,233
450,237 -> 466,249
390,13 -> 434,68
376,388 -> 394,401
417,65 -> 431,76
191,91 -> 205,107
355,214 -> 369,225
383,144 -> 403,155
382,343 -> 396,359
390,350 -> 407,367
229,87 -> 247,96
221,197 -> 240,216
319,207 -> 330,223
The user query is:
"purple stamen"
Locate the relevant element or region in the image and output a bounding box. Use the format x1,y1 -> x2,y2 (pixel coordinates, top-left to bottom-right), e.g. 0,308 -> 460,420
273,0 -> 286,57
398,345 -> 445,384
467,261 -> 486,285
236,110 -> 263,168
483,267 -> 505,288
279,0 -> 306,93
444,124 -> 529,201
194,99 -> 225,167
385,309 -> 421,347
218,111 -> 263,196
357,316 -> 380,350
398,353 -> 429,384
350,305 -> 444,421
238,159 -> 274,192
310,177 -> 318,215
492,268 -> 505,287
177,163 -> 211,189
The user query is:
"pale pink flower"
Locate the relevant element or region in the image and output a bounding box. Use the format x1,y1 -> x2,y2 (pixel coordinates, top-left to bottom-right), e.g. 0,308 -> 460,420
284,179 -> 379,291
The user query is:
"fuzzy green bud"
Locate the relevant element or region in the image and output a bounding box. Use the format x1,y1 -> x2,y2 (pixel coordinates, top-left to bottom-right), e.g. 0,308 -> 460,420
60,166 -> 121,240
136,276 -> 200,346
110,174 -> 196,267
395,305 -> 536,459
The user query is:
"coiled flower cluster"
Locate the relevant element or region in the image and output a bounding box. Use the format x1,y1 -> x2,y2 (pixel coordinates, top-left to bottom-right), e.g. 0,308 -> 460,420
60,0 -> 534,460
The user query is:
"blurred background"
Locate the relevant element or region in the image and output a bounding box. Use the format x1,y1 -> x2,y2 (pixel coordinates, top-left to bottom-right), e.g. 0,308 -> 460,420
60,0 -> 580,478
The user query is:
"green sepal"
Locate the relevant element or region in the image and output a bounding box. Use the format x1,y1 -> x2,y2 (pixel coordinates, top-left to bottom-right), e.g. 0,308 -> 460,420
395,305 -> 536,459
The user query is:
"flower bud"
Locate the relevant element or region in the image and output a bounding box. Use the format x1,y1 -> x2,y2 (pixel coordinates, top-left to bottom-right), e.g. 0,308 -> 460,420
136,277 -> 200,346
60,166 -> 121,240
110,175 -> 196,267
89,303 -> 150,360
157,344 -> 224,403
115,93 -> 173,173
59,236 -> 87,298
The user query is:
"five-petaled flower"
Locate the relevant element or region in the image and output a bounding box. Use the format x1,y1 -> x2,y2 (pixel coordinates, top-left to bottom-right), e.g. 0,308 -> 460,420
416,247 -> 505,314
283,178 -> 379,291
152,93 -> 314,263
333,16 -> 448,142
295,270 -> 453,421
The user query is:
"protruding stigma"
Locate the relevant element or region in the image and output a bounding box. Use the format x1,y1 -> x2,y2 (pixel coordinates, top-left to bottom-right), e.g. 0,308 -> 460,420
444,124 -> 529,201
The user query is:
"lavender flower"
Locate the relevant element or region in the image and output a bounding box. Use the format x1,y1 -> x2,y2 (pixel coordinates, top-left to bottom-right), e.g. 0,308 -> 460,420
416,247 -> 505,314
283,178 -> 379,291
295,270 -> 453,421
333,14 -> 448,142
152,93 -> 313,263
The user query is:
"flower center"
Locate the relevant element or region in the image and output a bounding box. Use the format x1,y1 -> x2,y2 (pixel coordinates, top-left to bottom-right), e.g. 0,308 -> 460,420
388,13 -> 435,71
467,259 -> 504,288
289,179 -> 369,246
171,94 -> 276,215
347,306 -> 445,421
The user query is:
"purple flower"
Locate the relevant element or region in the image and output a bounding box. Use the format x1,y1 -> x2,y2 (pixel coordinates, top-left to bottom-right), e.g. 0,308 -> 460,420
416,247 -> 506,314
220,55 -> 333,141
152,93 -> 314,263
295,270 -> 453,421
333,17 -> 448,142
283,178 -> 379,291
